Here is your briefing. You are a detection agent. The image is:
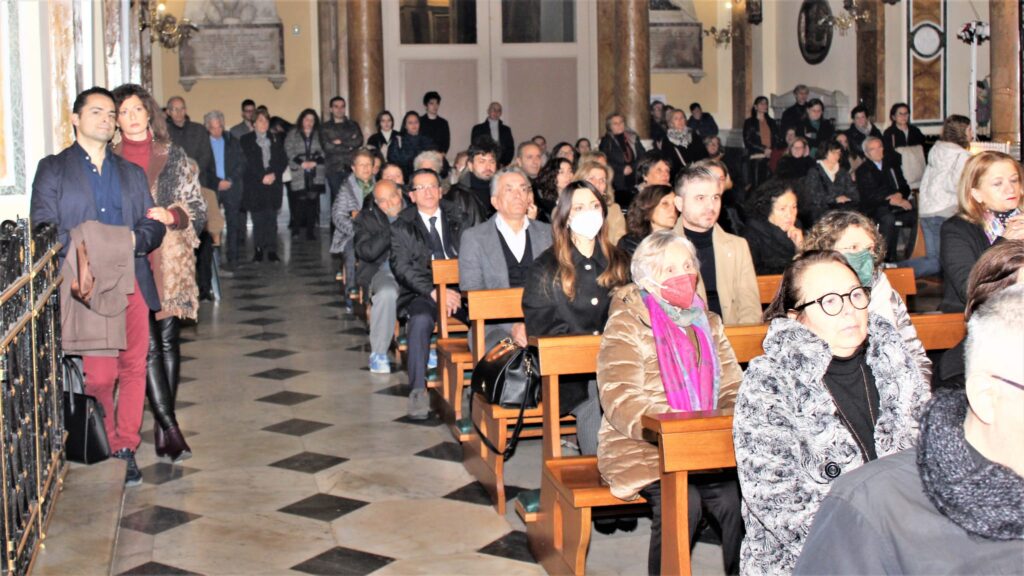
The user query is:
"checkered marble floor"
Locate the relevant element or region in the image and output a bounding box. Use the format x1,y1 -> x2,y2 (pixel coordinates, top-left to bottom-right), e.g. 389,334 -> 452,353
111,234 -> 726,576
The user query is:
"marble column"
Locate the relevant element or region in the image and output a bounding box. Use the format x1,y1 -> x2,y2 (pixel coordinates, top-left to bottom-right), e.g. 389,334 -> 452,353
856,0 -> 885,118
989,0 -> 1021,143
346,0 -> 384,139
615,0 -> 650,139
318,0 -> 339,119
597,1 -> 617,129
731,2 -> 752,130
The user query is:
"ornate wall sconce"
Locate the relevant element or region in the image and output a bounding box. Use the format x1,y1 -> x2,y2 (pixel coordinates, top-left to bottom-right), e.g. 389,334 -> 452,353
138,1 -> 198,50
704,25 -> 737,48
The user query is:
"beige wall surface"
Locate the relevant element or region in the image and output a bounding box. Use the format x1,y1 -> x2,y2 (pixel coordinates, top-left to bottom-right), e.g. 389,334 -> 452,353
401,60 -> 479,156
650,0 -> 724,123
154,0 -> 321,127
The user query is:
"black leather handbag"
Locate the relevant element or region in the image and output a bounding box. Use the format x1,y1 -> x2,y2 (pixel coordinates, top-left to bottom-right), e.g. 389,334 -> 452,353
469,339 -> 540,461
62,356 -> 111,464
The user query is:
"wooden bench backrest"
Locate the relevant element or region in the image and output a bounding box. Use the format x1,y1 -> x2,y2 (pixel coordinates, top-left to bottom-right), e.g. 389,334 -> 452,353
912,312 -> 966,350
531,311 -> 963,459
757,267 -> 918,305
466,288 -> 525,363
641,410 -> 736,470
431,259 -> 465,338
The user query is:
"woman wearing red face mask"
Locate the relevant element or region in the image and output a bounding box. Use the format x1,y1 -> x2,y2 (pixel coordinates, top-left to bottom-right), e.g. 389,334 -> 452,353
596,230 -> 745,575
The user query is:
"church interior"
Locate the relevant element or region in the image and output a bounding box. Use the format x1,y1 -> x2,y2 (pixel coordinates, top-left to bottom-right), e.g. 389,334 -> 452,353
0,1 -> 1022,575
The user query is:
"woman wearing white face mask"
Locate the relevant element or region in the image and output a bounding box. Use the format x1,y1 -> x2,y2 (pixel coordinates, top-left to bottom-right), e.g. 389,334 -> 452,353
597,231 -> 744,575
523,179 -> 630,463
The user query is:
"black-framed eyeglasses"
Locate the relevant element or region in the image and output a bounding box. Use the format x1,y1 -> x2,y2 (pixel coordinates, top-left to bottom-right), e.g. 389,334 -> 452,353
792,286 -> 871,316
991,374 -> 1024,391
410,184 -> 439,193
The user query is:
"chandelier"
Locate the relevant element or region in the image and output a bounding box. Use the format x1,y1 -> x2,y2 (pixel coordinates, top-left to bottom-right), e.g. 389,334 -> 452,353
138,1 -> 198,50
819,0 -> 870,36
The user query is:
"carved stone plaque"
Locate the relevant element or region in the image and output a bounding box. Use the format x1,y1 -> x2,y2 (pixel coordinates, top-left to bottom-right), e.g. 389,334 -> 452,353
178,23 -> 285,90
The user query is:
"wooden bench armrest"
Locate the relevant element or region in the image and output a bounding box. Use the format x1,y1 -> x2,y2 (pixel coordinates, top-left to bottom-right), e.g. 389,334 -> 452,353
641,409 -> 734,435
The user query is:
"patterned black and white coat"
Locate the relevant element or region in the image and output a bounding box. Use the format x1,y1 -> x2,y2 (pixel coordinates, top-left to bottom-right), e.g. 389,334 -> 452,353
732,313 -> 931,575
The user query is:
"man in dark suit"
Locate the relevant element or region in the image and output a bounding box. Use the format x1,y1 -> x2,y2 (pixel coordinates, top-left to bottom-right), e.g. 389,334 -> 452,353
470,102 -> 515,167
204,110 -> 246,271
459,167 -> 552,352
166,96 -> 217,189
31,86 -> 166,487
390,168 -> 468,419
781,84 -> 810,137
856,136 -> 915,261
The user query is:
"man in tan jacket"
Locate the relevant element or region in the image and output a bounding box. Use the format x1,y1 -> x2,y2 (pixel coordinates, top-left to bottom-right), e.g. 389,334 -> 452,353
673,165 -> 762,325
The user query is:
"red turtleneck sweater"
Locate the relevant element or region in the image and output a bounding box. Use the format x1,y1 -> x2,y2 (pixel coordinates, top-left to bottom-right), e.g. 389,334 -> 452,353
120,133 -> 152,174
119,133 -> 187,229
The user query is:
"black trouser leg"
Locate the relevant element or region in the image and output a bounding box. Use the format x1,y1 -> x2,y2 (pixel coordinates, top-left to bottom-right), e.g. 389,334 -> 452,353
196,231 -> 213,294
639,481 -> 703,576
693,472 -> 744,576
146,314 -> 181,430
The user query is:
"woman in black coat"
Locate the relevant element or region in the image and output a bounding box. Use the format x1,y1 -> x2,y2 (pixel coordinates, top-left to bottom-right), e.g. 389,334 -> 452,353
387,111 -> 436,180
657,109 -> 707,182
599,113 -> 646,207
799,140 -> 859,227
367,110 -> 399,159
617,184 -> 678,257
882,102 -> 926,152
240,110 -> 288,262
743,96 -> 779,190
742,180 -> 805,275
939,151 -> 1024,312
523,181 -> 631,458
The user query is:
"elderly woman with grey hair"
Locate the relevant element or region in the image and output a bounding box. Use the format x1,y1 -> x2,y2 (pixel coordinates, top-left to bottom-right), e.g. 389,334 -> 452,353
596,230 -> 745,575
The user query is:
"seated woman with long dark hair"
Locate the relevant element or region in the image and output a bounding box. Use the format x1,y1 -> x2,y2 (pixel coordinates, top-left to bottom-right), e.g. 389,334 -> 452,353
533,157 -> 574,223
742,180 -> 804,274
523,180 -> 630,460
617,185 -> 678,256
733,250 -> 930,574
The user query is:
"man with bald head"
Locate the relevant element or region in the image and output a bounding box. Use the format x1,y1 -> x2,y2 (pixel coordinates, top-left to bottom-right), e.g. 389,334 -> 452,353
470,102 -> 515,166
165,96 -> 216,190
354,179 -> 406,374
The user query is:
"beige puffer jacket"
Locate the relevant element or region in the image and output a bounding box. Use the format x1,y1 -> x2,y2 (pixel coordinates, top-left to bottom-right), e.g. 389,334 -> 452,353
596,283 -> 744,501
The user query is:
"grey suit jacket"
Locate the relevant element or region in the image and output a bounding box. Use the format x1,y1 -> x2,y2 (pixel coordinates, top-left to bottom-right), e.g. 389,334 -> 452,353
459,215 -> 552,350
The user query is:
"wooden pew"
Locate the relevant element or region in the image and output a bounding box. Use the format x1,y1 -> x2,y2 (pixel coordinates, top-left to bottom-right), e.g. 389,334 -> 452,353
527,312 -> 963,575
462,305 -> 577,514
757,267 -> 918,305
437,287 -> 525,442
431,259 -> 470,395
642,410 -> 735,576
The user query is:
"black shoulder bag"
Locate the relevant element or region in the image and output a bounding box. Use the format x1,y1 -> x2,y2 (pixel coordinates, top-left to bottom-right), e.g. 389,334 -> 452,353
469,338 -> 541,461
62,355 -> 111,464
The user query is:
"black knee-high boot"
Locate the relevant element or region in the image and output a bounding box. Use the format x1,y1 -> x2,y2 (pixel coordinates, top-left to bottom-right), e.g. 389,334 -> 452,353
146,314 -> 191,462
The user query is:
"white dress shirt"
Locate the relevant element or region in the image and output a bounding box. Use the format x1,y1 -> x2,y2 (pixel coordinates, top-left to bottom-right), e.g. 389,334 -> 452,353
419,209 -> 450,259
495,214 -> 530,262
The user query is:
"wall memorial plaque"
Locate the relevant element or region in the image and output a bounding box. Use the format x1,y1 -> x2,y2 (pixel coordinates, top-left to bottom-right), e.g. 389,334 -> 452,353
798,0 -> 833,65
178,23 -> 285,90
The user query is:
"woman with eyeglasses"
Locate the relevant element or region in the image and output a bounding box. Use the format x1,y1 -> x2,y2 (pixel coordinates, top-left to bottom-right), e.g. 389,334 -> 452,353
733,250 -> 930,575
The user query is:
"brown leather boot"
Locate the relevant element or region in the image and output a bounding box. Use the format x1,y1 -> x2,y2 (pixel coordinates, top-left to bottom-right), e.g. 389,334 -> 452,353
162,425 -> 193,463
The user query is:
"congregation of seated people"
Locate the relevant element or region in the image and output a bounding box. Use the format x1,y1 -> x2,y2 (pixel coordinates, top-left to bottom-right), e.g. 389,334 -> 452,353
115,83 -> 1018,573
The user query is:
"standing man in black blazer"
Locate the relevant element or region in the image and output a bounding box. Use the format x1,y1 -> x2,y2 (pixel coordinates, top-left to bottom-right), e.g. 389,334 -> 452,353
470,102 -> 515,167
31,86 -> 167,487
204,110 -> 246,272
390,169 -> 468,419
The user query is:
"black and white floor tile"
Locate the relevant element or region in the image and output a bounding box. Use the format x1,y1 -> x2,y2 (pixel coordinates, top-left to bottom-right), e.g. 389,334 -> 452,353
111,235 -> 725,576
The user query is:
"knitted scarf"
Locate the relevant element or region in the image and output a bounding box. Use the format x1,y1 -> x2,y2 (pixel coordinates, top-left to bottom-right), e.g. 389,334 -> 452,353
917,389 -> 1024,540
643,291 -> 720,412
255,131 -> 271,168
666,128 -> 693,148
983,208 -> 1021,244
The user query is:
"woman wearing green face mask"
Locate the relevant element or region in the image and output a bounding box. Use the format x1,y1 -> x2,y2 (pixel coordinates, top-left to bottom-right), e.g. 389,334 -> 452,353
802,210 -> 932,384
